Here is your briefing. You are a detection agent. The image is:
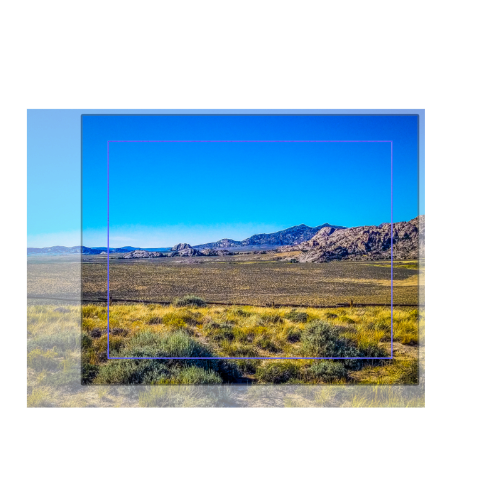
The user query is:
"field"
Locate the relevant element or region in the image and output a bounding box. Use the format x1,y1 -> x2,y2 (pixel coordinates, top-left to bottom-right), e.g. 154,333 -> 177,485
28,304 -> 425,406
27,255 -> 424,402
78,254 -> 422,306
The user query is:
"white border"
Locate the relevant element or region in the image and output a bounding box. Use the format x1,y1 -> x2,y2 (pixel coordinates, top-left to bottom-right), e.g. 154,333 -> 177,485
15,48 -> 485,451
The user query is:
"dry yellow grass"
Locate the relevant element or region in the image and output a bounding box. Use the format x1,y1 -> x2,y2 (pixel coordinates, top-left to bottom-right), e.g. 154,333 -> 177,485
27,301 -> 424,407
79,302 -> 421,349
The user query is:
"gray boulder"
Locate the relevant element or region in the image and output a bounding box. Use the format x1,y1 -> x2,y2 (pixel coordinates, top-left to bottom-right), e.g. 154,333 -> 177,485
201,248 -> 217,256
172,243 -> 192,251
121,250 -> 164,259
178,247 -> 201,257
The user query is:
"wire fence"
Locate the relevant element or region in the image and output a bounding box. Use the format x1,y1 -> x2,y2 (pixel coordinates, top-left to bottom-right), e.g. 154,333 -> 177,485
27,295 -> 420,308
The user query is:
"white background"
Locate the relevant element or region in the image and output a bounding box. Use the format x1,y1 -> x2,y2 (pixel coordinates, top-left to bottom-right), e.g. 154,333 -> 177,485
2,1 -> 499,499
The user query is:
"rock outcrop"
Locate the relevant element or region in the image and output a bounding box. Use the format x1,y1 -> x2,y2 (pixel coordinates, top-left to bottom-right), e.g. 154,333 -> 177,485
197,248 -> 234,256
241,223 -> 345,247
196,238 -> 241,250
168,243 -> 200,257
172,243 -> 192,251
200,248 -> 216,256
280,215 -> 424,262
178,248 -> 201,257
121,250 -> 164,259
34,218 -> 424,262
194,223 -> 345,250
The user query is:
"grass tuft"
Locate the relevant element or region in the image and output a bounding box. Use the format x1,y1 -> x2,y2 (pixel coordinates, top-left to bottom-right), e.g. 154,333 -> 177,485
307,361 -> 347,382
256,361 -> 301,384
27,387 -> 52,407
27,348 -> 60,372
28,330 -> 80,352
173,295 -> 206,307
284,309 -> 308,323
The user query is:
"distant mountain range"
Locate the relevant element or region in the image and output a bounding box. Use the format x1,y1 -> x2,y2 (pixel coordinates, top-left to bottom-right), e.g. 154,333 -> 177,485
27,224 -> 342,255
194,223 -> 345,250
27,218 -> 424,261
27,245 -> 172,256
119,217 -> 424,261
27,245 -> 101,256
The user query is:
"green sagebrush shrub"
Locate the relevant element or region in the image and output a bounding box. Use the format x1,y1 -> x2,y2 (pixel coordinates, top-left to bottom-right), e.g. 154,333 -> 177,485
157,366 -> 223,385
307,361 -> 347,382
235,359 -> 260,375
27,348 -> 60,372
232,308 -> 251,317
284,309 -> 308,323
173,295 -> 206,307
256,361 -> 300,384
301,320 -> 360,358
260,313 -> 283,324
255,336 -> 280,353
302,320 -> 387,369
93,329 -> 237,384
27,330 -> 80,352
203,321 -> 235,341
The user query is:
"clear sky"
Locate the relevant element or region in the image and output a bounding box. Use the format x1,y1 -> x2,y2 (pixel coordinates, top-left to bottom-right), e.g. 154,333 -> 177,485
28,111 -> 424,247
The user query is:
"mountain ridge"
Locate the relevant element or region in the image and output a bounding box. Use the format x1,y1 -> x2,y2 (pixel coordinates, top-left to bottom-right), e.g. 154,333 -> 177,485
28,223 -> 345,255
194,223 -> 345,250
27,245 -> 172,256
27,218 -> 424,260
278,215 -> 425,262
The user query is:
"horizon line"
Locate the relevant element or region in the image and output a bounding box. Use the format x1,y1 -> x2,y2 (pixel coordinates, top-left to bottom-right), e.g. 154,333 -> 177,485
27,215 -> 423,249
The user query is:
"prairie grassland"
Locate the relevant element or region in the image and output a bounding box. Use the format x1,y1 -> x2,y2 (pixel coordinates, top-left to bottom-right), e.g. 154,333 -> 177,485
27,302 -> 424,406
28,255 -> 81,298
28,256 -> 423,306
27,255 -> 424,406
79,258 -> 422,305
281,383 -> 425,407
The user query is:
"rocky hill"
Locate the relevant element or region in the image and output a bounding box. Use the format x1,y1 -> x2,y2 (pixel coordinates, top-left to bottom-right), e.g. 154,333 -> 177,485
121,250 -> 165,259
194,223 -> 345,250
194,238 -> 241,250
169,243 -> 201,257
200,248 -> 235,256
279,216 -> 424,262
29,218 -> 424,261
172,243 -> 191,251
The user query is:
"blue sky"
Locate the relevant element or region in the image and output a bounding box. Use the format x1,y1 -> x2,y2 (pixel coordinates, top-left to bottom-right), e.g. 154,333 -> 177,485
28,111 -> 423,247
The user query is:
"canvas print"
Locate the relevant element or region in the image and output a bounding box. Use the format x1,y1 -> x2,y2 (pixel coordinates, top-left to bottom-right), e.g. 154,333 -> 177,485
77,114 -> 423,385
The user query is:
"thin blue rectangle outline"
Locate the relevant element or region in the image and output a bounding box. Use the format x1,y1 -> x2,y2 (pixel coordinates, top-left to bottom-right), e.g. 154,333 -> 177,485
107,139 -> 394,360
